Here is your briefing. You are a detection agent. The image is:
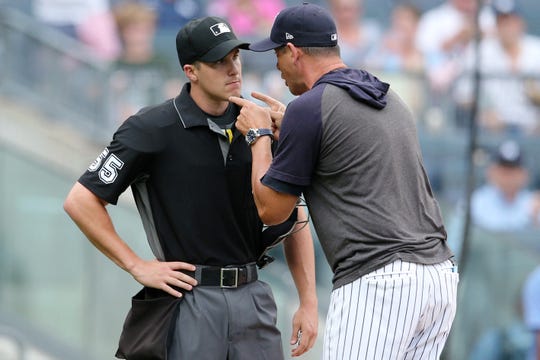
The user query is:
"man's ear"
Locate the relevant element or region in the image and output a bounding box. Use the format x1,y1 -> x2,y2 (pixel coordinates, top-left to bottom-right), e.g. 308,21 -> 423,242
184,64 -> 198,82
288,43 -> 301,64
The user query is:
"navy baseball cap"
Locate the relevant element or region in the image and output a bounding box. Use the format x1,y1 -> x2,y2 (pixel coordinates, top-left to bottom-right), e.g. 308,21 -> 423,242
494,140 -> 523,167
249,2 -> 338,52
492,0 -> 521,16
176,16 -> 249,66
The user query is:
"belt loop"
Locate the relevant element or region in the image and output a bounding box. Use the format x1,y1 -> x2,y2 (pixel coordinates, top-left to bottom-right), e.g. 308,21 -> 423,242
195,266 -> 203,282
246,264 -> 256,281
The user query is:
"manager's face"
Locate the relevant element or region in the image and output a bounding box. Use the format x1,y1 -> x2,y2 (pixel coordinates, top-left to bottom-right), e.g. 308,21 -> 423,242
274,45 -> 309,96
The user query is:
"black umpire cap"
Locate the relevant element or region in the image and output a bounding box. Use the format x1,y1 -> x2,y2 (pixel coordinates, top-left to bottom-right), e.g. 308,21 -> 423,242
176,16 -> 249,67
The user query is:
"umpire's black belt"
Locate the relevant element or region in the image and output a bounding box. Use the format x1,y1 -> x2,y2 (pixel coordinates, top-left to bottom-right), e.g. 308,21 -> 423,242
186,263 -> 258,288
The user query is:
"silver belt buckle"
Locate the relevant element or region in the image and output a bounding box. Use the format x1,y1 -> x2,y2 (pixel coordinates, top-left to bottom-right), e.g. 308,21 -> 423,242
220,267 -> 239,288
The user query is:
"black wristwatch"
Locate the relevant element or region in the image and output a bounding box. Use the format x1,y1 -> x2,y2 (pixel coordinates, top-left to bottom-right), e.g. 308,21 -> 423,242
245,128 -> 274,146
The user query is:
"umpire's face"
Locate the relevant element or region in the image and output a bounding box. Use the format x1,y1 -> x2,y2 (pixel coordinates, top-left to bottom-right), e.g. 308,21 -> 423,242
186,48 -> 243,102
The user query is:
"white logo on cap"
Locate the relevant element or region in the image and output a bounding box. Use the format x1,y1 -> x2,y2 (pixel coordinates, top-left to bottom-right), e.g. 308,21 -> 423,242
285,32 -> 294,40
500,141 -> 520,161
210,23 -> 231,36
331,33 -> 337,41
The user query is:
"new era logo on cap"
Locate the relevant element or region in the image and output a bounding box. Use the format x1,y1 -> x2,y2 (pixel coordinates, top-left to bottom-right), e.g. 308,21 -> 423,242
210,23 -> 231,36
285,33 -> 294,40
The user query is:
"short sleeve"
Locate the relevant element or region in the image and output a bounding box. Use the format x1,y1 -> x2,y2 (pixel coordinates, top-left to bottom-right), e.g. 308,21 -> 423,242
265,86 -> 324,190
78,117 -> 155,204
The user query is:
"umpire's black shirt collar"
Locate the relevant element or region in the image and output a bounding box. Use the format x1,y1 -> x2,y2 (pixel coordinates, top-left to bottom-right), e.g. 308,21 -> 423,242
174,83 -> 239,129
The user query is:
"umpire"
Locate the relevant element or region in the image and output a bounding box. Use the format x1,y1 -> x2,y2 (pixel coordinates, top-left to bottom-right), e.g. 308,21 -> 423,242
64,16 -> 317,359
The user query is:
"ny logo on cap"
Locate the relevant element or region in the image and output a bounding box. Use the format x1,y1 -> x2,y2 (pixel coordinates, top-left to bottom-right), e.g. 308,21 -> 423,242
210,23 -> 231,36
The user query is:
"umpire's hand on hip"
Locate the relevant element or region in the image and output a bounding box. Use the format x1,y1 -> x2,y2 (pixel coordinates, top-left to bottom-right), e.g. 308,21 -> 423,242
128,259 -> 197,298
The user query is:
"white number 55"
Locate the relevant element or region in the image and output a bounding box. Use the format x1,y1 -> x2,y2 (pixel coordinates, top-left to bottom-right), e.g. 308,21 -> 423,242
99,154 -> 124,184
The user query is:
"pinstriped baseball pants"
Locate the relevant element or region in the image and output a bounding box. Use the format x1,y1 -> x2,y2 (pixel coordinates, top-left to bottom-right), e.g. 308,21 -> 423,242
323,259 -> 459,360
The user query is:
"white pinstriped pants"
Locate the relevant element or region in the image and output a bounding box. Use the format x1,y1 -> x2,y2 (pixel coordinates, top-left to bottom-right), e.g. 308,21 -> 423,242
323,259 -> 459,360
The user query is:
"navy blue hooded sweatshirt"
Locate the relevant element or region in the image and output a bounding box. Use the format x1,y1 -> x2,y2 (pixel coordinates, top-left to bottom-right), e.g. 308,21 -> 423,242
262,67 -> 452,288
262,67 -> 392,195
315,68 -> 390,110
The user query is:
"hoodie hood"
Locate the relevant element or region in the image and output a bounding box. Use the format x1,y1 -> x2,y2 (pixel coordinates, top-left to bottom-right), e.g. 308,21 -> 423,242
314,68 -> 389,110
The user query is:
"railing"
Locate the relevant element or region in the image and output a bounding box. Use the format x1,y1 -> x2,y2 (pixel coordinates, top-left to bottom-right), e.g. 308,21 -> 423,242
0,142 -> 152,359
0,6 -> 113,142
0,312 -> 92,360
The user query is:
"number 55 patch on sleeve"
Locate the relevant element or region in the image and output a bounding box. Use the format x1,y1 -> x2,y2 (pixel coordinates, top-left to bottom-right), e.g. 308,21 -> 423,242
88,148 -> 125,184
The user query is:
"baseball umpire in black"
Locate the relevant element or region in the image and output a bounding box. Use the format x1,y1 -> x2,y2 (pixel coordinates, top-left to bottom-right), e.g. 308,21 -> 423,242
63,16 -> 318,359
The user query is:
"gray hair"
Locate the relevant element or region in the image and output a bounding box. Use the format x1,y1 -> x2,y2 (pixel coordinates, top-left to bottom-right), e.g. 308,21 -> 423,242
299,45 -> 341,57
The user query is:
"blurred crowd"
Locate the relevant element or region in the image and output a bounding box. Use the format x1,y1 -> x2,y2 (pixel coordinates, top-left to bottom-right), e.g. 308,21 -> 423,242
26,0 -> 540,137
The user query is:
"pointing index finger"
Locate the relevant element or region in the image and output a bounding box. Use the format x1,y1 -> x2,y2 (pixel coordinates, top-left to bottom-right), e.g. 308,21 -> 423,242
251,91 -> 286,114
251,91 -> 279,107
229,96 -> 249,107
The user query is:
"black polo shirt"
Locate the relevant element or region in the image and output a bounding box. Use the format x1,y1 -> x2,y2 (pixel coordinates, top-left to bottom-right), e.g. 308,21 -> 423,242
79,84 -> 263,265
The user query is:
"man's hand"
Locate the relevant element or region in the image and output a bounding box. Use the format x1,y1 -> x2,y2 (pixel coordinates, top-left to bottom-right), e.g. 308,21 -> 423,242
128,259 -> 198,298
251,91 -> 286,139
230,92 -> 287,140
229,96 -> 273,135
290,303 -> 318,357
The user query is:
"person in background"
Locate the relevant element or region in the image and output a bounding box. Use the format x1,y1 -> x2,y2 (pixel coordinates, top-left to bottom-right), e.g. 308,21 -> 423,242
366,3 -> 423,74
365,3 -> 425,118
326,0 -> 381,68
470,140 -> 540,232
446,144 -> 540,261
415,0 -> 495,93
447,139 -> 539,360
230,3 -> 458,359
113,2 -> 164,69
64,16 -> 318,359
149,0 -> 205,30
109,2 -> 177,124
33,0 -> 121,61
453,0 -> 540,135
137,0 -> 207,66
206,0 -> 285,40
